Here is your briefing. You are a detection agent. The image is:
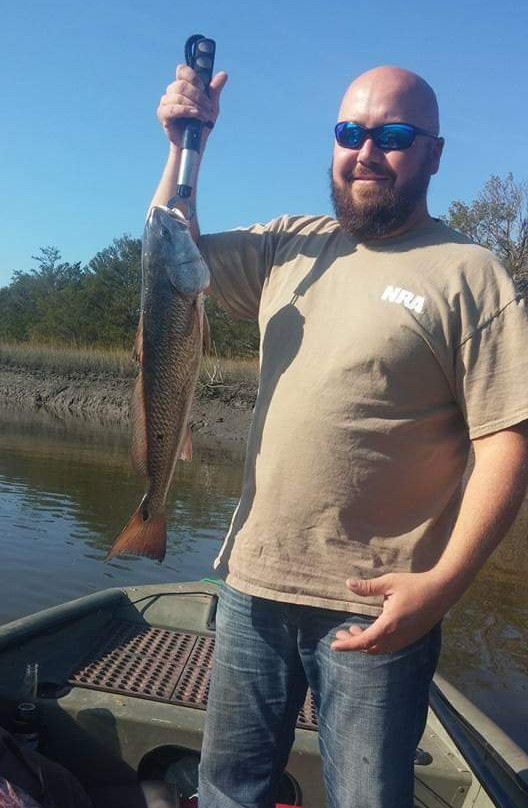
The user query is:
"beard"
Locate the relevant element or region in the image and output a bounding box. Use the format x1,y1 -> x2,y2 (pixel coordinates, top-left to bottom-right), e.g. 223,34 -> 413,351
330,157 -> 432,241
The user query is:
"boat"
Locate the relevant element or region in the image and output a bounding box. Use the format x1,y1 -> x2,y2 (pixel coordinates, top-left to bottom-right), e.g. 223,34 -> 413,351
0,580 -> 527,807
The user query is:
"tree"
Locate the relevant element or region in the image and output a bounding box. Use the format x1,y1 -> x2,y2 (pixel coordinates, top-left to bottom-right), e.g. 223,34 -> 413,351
0,248 -> 83,342
0,273 -> 38,341
31,246 -> 83,289
81,235 -> 142,347
205,296 -> 259,357
28,247 -> 85,343
445,174 -> 528,290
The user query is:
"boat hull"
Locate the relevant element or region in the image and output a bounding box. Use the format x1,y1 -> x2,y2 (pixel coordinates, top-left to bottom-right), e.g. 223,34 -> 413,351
0,582 -> 526,807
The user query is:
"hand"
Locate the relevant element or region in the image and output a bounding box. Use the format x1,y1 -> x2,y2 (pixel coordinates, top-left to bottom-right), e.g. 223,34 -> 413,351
157,64 -> 228,148
331,571 -> 456,655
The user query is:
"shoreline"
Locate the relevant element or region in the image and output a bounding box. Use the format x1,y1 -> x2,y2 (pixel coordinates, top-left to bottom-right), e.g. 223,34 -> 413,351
0,364 -> 253,453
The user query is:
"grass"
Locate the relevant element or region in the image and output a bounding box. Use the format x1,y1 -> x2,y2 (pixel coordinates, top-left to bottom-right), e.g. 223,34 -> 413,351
0,341 -> 137,377
201,354 -> 259,388
0,341 -> 259,389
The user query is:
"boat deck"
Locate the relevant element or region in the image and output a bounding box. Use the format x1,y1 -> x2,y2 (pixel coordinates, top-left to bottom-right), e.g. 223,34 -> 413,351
69,619 -> 318,731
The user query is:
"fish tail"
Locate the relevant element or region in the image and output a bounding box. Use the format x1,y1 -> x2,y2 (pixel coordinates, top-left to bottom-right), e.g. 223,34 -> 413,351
105,499 -> 166,562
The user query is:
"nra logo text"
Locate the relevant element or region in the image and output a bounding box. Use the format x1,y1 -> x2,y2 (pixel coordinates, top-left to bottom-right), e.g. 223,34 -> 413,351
381,285 -> 425,314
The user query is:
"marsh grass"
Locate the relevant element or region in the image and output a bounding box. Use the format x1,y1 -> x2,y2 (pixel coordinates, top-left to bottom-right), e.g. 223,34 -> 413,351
200,354 -> 259,388
0,342 -> 259,389
0,341 -> 137,377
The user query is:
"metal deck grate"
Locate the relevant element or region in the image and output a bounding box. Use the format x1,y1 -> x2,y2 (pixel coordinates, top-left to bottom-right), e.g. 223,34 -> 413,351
69,620 -> 318,731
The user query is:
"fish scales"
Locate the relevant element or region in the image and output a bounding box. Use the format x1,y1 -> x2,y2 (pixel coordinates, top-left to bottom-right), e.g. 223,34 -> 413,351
106,205 -> 210,562
141,287 -> 202,510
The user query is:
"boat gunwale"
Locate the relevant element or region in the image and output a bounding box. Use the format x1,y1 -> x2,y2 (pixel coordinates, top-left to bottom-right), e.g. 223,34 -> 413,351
0,588 -> 125,652
431,675 -> 528,802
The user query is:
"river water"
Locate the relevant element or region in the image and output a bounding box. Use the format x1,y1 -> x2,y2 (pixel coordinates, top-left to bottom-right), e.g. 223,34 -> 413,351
0,406 -> 526,750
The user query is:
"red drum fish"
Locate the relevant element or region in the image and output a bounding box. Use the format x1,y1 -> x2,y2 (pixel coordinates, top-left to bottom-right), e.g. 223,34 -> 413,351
106,205 -> 210,562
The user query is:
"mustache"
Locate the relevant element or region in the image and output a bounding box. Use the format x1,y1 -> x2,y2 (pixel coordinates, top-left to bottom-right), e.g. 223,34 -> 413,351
330,156 -> 396,184
352,169 -> 392,180
347,164 -> 396,182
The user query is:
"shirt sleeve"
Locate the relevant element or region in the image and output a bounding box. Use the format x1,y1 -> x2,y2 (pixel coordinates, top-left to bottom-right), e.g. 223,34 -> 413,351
456,292 -> 528,439
198,217 -> 287,321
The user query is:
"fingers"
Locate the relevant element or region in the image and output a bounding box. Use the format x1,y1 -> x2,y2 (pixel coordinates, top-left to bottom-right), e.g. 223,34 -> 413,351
209,70 -> 228,102
175,63 -> 208,88
160,80 -> 213,121
173,64 -> 228,112
167,79 -> 210,108
346,575 -> 392,598
331,617 -> 389,653
158,65 -> 227,137
331,630 -> 381,655
157,97 -> 211,126
175,64 -> 228,91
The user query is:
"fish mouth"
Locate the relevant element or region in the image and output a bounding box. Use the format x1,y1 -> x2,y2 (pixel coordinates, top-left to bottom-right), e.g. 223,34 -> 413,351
146,205 -> 189,229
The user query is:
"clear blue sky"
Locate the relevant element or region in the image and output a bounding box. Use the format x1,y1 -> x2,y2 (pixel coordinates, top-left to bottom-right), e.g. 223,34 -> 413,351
1,0 -> 527,287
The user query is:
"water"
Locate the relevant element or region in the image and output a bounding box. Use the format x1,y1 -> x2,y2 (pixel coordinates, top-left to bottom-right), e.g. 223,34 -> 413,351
0,406 -> 243,620
0,406 -> 526,750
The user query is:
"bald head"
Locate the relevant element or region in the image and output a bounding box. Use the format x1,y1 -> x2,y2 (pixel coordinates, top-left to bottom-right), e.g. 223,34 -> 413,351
338,66 -> 440,135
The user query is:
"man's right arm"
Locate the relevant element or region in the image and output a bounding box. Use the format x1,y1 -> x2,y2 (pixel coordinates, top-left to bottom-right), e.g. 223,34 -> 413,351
150,64 -> 228,243
151,63 -> 271,321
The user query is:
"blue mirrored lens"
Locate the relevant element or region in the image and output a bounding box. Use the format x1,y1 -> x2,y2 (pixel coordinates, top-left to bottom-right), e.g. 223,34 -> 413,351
335,122 -> 417,150
375,124 -> 415,149
335,122 -> 364,148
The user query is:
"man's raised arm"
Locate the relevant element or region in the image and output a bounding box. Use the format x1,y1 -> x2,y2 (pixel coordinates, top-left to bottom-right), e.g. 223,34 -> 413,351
150,64 -> 228,243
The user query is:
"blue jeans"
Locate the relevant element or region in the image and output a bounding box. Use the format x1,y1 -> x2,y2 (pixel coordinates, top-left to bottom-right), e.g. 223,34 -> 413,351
198,584 -> 441,808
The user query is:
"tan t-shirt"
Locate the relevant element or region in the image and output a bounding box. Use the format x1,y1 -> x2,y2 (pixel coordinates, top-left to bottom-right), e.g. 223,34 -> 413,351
199,216 -> 528,615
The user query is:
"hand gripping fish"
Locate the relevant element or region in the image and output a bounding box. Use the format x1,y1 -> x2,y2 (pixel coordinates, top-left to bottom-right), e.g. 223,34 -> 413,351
106,205 -> 210,562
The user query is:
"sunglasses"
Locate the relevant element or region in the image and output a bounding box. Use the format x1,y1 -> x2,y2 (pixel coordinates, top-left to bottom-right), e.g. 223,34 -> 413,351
335,121 -> 438,151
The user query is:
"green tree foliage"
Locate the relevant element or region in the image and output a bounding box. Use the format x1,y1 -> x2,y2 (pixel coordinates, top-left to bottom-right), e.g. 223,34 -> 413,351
445,173 -> 528,290
205,296 -> 259,357
81,236 -> 142,347
0,248 -> 83,343
0,272 -> 38,341
28,247 -> 85,344
0,240 -> 141,348
0,235 -> 258,356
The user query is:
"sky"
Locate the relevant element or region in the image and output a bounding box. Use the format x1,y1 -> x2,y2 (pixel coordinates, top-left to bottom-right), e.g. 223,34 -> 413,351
1,0 -> 527,287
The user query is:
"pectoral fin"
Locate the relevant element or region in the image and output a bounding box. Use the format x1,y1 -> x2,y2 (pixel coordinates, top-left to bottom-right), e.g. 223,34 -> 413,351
133,314 -> 144,364
179,424 -> 193,461
202,309 -> 211,355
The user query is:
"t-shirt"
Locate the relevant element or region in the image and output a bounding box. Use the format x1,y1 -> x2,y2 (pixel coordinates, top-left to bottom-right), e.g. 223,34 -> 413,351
199,215 -> 528,615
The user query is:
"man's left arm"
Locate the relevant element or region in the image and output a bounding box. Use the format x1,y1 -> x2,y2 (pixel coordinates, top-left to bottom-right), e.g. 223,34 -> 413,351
332,421 -> 528,654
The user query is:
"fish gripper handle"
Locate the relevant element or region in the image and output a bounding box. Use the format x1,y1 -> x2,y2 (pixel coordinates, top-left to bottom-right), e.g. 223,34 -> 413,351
176,34 -> 216,199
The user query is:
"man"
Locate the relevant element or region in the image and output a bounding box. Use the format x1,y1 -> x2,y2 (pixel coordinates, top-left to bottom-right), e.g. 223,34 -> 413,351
152,65 -> 528,808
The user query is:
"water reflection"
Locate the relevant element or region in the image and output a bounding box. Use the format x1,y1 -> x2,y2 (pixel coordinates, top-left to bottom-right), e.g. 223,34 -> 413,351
0,406 -> 243,622
0,405 -> 526,750
440,501 -> 528,746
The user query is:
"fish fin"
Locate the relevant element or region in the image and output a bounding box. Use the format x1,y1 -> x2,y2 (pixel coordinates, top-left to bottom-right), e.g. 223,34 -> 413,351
179,424 -> 193,461
202,309 -> 211,355
105,500 -> 166,562
131,371 -> 148,476
133,315 -> 144,364
194,299 -> 211,355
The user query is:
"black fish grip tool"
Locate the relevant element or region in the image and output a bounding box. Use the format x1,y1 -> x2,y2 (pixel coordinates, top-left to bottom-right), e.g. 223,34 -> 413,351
176,34 -> 216,199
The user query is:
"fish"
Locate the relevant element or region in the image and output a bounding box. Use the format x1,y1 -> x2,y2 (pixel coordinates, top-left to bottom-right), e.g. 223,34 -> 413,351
106,205 -> 210,562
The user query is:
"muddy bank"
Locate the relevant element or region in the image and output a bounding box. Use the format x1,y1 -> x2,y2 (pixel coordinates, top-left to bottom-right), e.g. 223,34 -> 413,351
0,364 -> 254,453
